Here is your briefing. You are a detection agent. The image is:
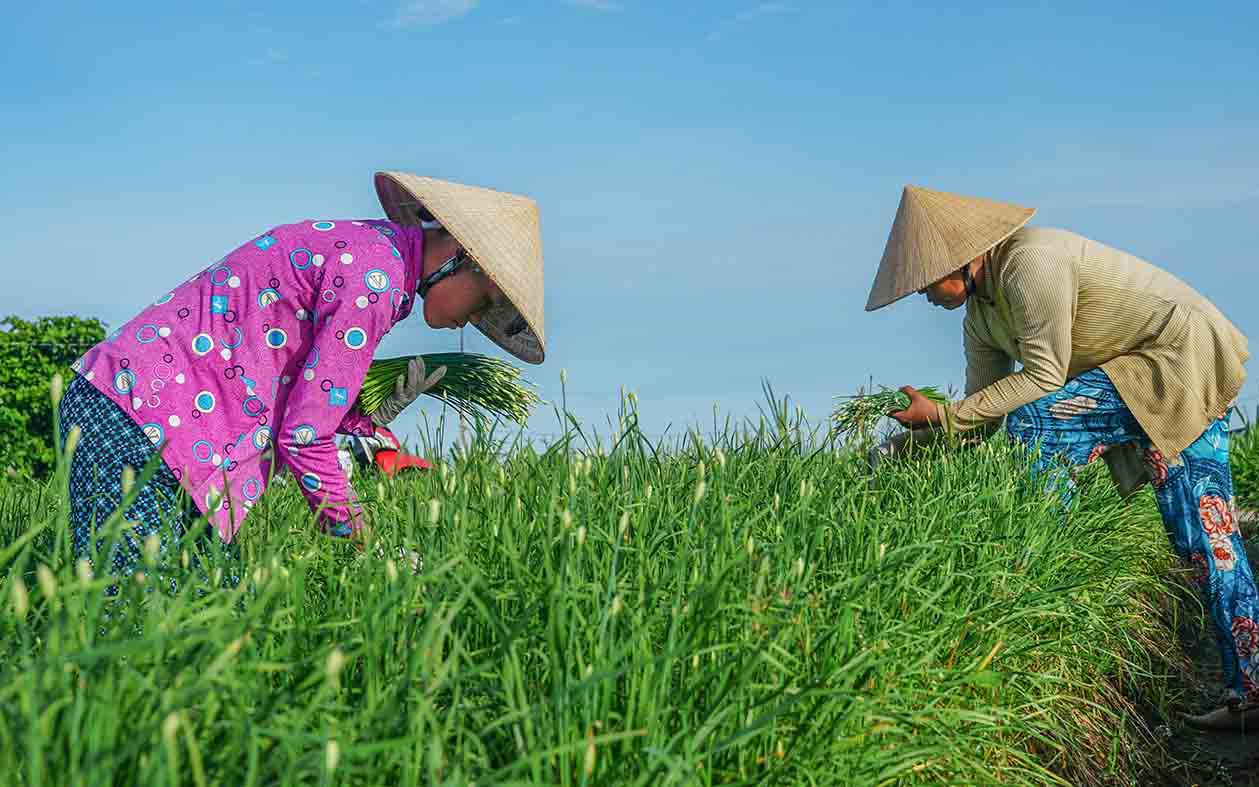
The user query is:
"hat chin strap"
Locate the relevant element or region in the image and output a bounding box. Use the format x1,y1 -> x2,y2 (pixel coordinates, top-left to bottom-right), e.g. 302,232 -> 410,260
962,262 -> 977,297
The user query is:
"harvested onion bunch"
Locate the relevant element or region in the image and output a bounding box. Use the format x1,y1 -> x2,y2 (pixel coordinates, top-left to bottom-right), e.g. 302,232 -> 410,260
831,386 -> 950,440
357,353 -> 541,425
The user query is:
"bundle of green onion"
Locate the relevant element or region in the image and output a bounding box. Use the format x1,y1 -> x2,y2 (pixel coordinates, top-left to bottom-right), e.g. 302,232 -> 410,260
357,352 -> 542,425
831,385 -> 950,440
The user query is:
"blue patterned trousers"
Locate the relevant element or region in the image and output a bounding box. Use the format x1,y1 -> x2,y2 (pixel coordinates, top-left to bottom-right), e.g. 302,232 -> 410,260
58,374 -> 238,592
1005,368 -> 1259,703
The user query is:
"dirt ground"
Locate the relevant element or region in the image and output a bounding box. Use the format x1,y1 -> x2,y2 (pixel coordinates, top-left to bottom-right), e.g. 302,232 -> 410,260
1155,511 -> 1259,786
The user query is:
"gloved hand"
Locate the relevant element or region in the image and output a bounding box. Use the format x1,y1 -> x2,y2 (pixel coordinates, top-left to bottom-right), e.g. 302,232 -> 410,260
370,357 -> 446,426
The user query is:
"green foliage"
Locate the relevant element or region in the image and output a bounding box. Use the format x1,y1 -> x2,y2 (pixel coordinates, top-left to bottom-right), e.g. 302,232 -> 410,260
0,400 -> 1188,786
1232,425 -> 1259,511
0,315 -> 105,478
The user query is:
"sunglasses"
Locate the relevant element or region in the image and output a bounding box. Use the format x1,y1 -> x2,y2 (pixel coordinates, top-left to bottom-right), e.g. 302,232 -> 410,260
410,203 -> 530,339
417,248 -> 475,299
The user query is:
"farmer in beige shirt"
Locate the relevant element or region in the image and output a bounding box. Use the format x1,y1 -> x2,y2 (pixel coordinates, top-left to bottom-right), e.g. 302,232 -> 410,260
866,185 -> 1256,730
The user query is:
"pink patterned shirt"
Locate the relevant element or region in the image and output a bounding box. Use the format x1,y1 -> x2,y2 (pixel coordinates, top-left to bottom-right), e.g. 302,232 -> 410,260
74,219 -> 424,542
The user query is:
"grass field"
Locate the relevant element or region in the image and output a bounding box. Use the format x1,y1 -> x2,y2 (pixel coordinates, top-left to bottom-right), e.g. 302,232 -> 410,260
0,394 -> 1253,786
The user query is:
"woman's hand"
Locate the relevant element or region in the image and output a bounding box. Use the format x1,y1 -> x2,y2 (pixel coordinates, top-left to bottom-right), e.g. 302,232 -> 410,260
370,357 -> 447,426
889,386 -> 942,428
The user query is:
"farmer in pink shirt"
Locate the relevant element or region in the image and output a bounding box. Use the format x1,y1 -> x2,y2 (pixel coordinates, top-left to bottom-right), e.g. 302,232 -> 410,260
60,171 -> 546,580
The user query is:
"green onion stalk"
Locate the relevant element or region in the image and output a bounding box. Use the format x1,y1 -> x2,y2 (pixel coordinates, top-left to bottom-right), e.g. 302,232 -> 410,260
357,352 -> 542,426
831,385 -> 950,441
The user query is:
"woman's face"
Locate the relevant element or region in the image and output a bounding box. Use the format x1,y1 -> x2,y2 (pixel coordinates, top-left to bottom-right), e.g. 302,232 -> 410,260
919,270 -> 969,310
420,232 -> 508,329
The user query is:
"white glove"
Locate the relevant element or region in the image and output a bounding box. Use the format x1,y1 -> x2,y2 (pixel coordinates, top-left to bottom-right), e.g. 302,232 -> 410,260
337,447 -> 355,480
370,357 -> 447,426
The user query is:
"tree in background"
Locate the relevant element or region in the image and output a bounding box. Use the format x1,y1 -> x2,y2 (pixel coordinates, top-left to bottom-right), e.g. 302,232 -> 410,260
0,316 -> 105,478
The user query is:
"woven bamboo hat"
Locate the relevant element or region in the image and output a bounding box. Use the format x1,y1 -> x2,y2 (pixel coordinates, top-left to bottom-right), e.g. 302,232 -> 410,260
865,185 -> 1036,311
375,171 -> 546,364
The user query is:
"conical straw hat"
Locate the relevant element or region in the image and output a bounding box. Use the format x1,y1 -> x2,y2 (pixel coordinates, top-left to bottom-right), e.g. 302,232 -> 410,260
375,171 -> 546,364
865,185 -> 1035,311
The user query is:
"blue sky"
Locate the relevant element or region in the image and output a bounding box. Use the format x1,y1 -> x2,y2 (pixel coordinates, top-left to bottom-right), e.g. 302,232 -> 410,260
3,1 -> 1257,445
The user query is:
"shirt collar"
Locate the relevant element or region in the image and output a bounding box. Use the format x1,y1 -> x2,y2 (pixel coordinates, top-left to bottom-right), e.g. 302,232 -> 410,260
970,246 -> 1002,306
369,220 -> 424,322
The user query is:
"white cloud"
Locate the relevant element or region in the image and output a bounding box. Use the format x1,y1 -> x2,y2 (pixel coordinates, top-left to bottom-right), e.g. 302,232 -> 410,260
709,2 -> 790,41
393,0 -> 479,27
564,0 -> 622,10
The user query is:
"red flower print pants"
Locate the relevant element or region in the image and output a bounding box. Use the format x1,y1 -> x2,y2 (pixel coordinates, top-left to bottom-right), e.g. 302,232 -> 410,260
1006,369 -> 1259,704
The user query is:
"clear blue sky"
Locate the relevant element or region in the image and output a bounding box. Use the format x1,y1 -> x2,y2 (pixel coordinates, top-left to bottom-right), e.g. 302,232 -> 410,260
3,1 -> 1257,444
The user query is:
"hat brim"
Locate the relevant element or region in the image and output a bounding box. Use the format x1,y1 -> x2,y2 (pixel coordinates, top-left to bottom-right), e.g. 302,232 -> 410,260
865,185 -> 1036,312
375,171 -> 546,364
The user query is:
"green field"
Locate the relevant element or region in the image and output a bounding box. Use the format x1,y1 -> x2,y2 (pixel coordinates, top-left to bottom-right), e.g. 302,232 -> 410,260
0,396 -> 1250,786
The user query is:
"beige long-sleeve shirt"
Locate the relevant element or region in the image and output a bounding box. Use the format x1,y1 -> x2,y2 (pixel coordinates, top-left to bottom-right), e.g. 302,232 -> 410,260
938,227 -> 1249,460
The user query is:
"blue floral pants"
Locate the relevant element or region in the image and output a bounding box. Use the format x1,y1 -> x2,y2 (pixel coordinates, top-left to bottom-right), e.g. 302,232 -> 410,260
1005,368 -> 1259,704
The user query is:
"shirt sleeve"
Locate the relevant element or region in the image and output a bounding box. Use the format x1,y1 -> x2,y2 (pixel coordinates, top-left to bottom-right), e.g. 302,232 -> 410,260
337,408 -> 375,438
939,246 -> 1076,433
276,260 -> 397,536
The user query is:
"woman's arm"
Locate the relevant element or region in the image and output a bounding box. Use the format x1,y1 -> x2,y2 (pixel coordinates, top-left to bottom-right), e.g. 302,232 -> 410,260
939,246 -> 1076,433
276,259 -> 400,536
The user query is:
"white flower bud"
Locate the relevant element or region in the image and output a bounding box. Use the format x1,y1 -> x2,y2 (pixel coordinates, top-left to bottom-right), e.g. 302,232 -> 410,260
326,648 -> 346,683
36,564 -> 57,601
428,499 -> 442,526
50,374 -> 64,406
610,594 -> 623,617
65,425 -> 82,459
76,559 -> 93,585
325,739 -> 340,773
576,526 -> 587,545
11,577 -> 29,618
121,465 -> 136,496
162,712 -> 180,746
144,534 -> 161,567
584,728 -> 596,777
